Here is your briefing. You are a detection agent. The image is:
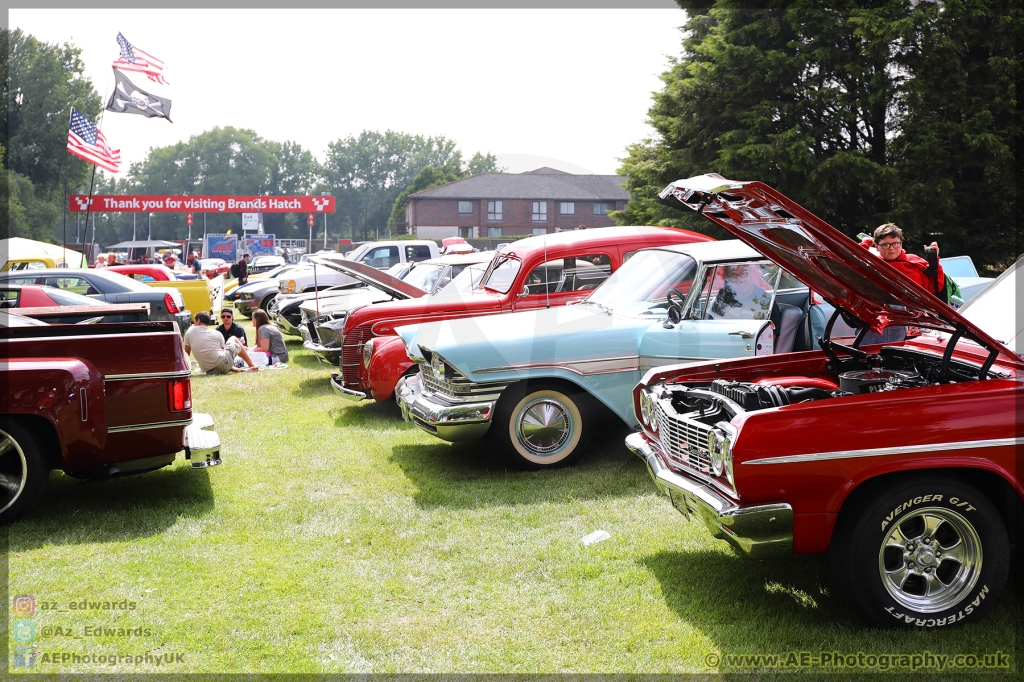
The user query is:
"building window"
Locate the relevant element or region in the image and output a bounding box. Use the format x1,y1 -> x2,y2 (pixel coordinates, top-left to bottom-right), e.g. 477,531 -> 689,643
487,201 -> 502,221
560,202 -> 574,215
594,202 -> 609,215
532,201 -> 547,221
459,227 -> 473,239
458,201 -> 473,214
532,228 -> 547,236
487,227 -> 502,237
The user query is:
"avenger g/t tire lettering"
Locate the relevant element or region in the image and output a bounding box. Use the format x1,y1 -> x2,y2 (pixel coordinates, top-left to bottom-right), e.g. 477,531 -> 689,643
491,382 -> 591,470
831,476 -> 1009,628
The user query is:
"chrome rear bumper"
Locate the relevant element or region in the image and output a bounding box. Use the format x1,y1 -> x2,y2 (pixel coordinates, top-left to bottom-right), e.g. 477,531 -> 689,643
625,432 -> 791,558
395,374 -> 495,442
184,412 -> 222,468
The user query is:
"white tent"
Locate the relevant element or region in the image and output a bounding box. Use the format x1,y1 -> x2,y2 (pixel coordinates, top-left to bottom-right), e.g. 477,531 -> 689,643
0,237 -> 87,269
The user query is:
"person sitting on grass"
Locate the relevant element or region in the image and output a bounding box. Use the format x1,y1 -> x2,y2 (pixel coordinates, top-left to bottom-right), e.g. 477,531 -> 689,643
184,311 -> 258,374
251,309 -> 289,365
215,308 -> 248,345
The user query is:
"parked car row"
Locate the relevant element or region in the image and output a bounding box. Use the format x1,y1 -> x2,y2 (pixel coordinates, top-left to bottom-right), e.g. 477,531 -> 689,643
295,181 -> 1018,630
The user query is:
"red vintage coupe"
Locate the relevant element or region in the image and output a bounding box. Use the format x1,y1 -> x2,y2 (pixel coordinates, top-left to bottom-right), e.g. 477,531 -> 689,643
628,174 -> 1020,628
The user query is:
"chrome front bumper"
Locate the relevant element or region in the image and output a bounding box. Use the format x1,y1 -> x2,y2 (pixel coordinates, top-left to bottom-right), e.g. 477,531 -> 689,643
395,374 -> 496,442
277,313 -> 301,336
625,432 -> 792,559
329,373 -> 370,401
302,340 -> 341,364
183,412 -> 222,468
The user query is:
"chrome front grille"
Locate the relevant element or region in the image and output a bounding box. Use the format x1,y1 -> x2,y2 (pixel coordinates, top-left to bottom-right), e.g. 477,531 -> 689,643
420,350 -> 506,400
654,400 -> 712,474
341,326 -> 374,387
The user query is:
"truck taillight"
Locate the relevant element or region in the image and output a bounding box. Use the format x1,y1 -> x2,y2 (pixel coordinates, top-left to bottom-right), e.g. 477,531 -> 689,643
164,293 -> 181,314
168,379 -> 192,411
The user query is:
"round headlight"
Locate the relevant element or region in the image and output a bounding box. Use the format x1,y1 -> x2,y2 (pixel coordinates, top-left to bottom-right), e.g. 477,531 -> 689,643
649,396 -> 659,433
639,391 -> 651,425
708,428 -> 732,478
362,337 -> 375,368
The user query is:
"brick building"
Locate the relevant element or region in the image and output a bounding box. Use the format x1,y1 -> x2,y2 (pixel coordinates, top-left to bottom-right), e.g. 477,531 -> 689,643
402,167 -> 629,239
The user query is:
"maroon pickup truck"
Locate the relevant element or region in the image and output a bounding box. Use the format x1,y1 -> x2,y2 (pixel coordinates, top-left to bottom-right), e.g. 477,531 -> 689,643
0,317 -> 221,523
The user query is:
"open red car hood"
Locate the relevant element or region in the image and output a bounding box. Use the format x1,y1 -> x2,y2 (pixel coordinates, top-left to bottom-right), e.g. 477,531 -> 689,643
308,256 -> 425,300
660,174 -> 1016,361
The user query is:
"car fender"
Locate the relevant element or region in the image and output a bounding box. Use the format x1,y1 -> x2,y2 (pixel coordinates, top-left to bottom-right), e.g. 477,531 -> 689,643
368,335 -> 416,401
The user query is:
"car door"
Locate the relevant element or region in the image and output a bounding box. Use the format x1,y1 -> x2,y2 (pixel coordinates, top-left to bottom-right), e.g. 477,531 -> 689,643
642,261 -> 781,367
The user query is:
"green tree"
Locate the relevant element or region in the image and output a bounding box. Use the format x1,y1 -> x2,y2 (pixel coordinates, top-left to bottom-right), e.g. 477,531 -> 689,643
615,1 -> 1016,269
2,29 -> 102,241
387,152 -> 503,231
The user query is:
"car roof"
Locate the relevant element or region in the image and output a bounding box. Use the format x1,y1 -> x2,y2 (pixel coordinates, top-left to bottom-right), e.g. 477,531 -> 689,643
650,239 -> 762,262
499,226 -> 707,258
421,252 -> 494,266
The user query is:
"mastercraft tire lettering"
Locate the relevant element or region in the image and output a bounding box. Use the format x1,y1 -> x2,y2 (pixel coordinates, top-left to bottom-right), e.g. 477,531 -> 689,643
830,477 -> 1009,628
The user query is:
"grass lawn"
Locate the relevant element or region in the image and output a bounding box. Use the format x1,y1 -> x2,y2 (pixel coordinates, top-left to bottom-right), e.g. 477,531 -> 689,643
7,320 -> 1020,675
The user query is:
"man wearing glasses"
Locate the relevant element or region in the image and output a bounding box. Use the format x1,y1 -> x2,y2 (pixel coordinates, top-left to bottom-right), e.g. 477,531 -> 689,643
861,223 -> 945,295
215,308 -> 248,345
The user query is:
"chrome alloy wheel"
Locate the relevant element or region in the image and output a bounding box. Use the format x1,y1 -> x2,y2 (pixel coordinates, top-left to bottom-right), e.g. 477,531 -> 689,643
515,398 -> 573,456
878,507 -> 981,613
0,428 -> 29,515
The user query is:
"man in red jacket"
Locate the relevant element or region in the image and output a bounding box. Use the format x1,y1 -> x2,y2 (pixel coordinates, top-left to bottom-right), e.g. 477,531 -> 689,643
861,223 -> 945,296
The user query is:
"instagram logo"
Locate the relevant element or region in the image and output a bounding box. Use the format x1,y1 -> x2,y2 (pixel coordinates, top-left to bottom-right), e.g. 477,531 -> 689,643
12,595 -> 35,617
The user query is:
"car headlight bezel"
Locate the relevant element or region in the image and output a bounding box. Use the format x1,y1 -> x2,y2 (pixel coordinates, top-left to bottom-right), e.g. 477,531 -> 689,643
708,422 -> 736,485
362,337 -> 375,368
639,390 -> 651,425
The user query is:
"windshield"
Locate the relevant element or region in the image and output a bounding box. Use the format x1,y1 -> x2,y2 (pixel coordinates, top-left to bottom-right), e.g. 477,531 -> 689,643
481,255 -> 522,294
402,263 -> 447,293
44,287 -> 105,306
584,249 -> 699,316
436,264 -> 487,296
956,259 -> 1020,353
345,244 -> 371,262
265,265 -> 300,278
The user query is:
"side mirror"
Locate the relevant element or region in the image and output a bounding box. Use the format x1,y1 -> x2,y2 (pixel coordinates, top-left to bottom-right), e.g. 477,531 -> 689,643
667,304 -> 683,324
519,286 -> 530,297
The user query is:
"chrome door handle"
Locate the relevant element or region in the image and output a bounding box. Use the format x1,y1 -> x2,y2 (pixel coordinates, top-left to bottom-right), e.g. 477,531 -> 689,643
728,331 -> 755,339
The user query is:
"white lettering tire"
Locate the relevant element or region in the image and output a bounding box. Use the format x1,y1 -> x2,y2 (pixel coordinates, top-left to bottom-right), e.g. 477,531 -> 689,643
830,477 -> 1009,628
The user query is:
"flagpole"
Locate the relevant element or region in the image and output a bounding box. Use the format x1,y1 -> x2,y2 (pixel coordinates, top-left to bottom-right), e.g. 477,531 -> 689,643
63,112 -> 69,267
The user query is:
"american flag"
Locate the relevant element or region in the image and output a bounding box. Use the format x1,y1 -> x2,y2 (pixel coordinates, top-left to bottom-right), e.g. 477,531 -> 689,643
67,108 -> 121,173
113,33 -> 168,85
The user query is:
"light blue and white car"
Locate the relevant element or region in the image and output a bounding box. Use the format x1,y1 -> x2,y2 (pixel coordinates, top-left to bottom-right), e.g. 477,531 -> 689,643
395,240 -> 848,469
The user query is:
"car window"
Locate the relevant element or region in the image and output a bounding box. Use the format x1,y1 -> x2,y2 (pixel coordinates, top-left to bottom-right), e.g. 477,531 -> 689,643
47,276 -> 95,295
481,255 -> 522,294
3,276 -> 41,286
8,261 -> 47,271
42,287 -> 105,306
695,263 -> 781,321
523,260 -> 564,295
778,270 -> 806,291
560,254 -> 612,292
402,263 -> 447,292
89,270 -> 154,293
623,250 -> 638,262
361,246 -> 400,269
0,290 -> 19,308
405,245 -> 433,262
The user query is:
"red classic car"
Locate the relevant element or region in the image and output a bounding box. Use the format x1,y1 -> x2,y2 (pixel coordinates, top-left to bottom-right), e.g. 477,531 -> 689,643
0,318 -> 221,522
107,264 -> 180,281
628,174 -> 1020,628
312,226 -> 713,402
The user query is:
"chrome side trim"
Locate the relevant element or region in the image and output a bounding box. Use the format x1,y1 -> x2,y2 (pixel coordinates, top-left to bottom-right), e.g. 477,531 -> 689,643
474,355 -> 639,375
743,437 -> 1024,466
108,418 -> 192,434
105,370 -> 193,382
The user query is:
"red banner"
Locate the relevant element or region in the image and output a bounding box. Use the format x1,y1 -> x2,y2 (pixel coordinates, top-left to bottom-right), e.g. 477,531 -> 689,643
69,195 -> 336,213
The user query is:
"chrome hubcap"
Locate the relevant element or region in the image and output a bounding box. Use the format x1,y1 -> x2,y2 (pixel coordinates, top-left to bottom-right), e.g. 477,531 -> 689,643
515,399 -> 572,455
878,507 -> 981,613
0,430 -> 29,515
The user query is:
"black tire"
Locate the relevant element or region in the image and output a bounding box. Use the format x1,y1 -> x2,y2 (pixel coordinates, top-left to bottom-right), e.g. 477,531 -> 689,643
0,420 -> 50,524
830,476 -> 1009,629
490,382 -> 592,470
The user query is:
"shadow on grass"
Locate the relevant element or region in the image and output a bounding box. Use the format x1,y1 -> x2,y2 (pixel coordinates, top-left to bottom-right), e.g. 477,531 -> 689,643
331,398 -> 404,427
642,546 -> 1021,649
290,352 -> 330,370
389,421 -> 649,509
291,376 -> 335,398
8,464 -> 216,551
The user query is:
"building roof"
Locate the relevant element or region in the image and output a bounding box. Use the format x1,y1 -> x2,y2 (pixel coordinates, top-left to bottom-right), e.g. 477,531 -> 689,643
407,170 -> 629,202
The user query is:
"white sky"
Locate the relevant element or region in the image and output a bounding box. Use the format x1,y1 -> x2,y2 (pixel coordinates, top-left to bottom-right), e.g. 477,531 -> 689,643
11,8 -> 687,176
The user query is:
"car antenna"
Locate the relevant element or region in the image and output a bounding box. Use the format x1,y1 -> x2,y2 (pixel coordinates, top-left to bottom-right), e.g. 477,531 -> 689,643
313,260 -> 320,319
544,233 -> 551,309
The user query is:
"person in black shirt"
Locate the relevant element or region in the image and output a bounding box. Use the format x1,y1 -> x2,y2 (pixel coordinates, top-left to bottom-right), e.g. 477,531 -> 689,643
215,308 -> 248,345
237,253 -> 250,286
